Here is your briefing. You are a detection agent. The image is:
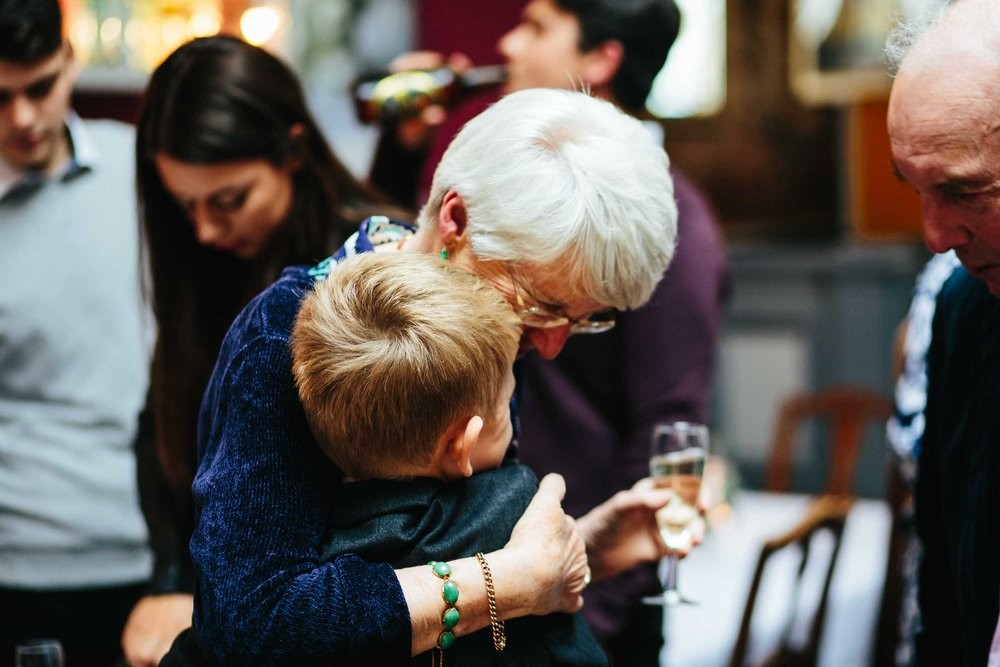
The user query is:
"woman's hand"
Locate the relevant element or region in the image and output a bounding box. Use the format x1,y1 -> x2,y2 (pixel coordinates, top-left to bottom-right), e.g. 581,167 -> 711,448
503,473 -> 590,615
576,478 -> 705,581
399,473 -> 589,655
120,593 -> 193,667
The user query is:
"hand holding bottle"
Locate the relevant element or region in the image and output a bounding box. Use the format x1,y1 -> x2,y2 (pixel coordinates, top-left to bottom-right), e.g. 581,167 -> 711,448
385,51 -> 463,150
353,51 -> 504,150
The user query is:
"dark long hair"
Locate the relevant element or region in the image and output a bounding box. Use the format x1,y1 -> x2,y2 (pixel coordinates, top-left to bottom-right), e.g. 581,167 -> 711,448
136,34 -> 389,491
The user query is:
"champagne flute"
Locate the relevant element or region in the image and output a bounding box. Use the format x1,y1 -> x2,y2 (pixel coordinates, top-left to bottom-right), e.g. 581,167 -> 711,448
643,421 -> 709,606
15,639 -> 64,667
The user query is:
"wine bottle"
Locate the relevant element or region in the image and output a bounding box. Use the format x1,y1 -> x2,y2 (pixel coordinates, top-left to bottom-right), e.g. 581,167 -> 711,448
352,64 -> 507,125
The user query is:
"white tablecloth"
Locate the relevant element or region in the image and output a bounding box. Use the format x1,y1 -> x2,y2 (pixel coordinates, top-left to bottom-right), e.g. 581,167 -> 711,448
659,490 -> 891,667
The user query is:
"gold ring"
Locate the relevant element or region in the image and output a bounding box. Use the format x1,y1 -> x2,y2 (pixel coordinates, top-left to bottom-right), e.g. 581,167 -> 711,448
583,567 -> 592,588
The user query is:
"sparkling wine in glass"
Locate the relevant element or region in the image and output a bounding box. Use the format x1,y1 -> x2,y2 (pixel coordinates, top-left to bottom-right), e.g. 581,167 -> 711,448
643,421 -> 708,606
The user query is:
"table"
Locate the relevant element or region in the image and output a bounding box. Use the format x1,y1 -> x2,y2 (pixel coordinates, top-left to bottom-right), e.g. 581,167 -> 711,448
659,490 -> 891,666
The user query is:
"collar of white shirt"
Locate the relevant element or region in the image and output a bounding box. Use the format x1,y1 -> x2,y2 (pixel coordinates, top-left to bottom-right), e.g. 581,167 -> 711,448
0,111 -> 98,201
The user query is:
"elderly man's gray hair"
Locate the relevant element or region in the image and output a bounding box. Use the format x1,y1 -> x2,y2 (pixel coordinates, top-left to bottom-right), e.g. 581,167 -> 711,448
884,0 -> 951,74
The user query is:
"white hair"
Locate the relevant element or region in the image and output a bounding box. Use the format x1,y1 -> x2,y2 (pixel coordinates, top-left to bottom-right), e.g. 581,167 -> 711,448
420,88 -> 678,311
884,1 -> 951,74
886,0 -> 1000,75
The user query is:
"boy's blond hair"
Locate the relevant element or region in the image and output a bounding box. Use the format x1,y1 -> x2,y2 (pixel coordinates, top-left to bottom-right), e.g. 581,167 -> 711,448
291,252 -> 522,479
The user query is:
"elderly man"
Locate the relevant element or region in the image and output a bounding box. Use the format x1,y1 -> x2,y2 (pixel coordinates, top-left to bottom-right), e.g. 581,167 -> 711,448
887,1 -> 1000,665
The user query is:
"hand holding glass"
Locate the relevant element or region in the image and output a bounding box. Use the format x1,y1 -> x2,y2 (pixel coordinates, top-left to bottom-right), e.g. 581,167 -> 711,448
643,421 -> 709,606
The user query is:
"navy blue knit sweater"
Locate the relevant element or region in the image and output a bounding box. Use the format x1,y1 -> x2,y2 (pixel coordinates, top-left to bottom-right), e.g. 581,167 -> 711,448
190,220 -> 414,664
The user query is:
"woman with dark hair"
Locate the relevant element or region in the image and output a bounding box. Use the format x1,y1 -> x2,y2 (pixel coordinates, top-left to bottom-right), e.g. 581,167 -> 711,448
121,34 -> 396,667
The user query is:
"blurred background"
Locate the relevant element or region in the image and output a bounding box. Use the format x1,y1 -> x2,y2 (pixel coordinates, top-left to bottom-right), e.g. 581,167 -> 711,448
62,2 -> 939,664
68,0 -> 926,500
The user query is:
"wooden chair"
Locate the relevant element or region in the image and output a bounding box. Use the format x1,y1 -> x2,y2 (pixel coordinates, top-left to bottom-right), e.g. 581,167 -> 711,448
765,386 -> 894,496
729,494 -> 855,667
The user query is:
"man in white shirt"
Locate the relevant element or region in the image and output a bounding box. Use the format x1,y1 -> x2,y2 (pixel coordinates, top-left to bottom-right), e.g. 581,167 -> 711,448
0,1 -> 153,664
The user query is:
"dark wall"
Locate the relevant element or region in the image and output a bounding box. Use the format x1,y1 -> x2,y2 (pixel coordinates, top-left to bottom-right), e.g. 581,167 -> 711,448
662,1 -> 839,240
417,0 -> 520,64
73,90 -> 141,125
417,0 -> 840,241
74,1 -> 840,242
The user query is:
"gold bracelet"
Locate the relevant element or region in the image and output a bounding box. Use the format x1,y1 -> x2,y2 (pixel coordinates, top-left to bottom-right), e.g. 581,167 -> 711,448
475,552 -> 506,652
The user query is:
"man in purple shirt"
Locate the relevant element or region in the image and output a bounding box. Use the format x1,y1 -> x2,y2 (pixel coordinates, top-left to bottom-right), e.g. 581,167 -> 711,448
502,2 -> 729,663
519,167 -> 728,664
497,1 -> 730,663
370,2 -> 730,662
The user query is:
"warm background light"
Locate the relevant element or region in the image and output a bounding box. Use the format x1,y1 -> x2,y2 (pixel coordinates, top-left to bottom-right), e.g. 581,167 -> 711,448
240,5 -> 282,46
64,0 -> 286,76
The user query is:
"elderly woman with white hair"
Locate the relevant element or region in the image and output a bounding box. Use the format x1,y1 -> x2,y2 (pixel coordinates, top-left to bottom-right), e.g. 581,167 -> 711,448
179,88 -> 680,665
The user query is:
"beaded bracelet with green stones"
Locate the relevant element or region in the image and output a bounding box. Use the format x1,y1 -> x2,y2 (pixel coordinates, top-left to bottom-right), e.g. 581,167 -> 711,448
428,561 -> 460,651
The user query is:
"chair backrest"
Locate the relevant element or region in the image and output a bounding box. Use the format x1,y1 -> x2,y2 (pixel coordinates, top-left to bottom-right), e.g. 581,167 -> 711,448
729,494 -> 854,667
765,386 -> 893,496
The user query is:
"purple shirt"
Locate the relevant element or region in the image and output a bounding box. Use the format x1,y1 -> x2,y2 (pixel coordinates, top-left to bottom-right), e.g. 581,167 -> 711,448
517,168 -> 730,640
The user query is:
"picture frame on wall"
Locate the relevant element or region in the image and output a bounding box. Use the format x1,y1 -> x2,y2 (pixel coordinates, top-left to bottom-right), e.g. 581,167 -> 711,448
788,0 -> 900,106
788,0 -> 935,241
787,0 -> 949,107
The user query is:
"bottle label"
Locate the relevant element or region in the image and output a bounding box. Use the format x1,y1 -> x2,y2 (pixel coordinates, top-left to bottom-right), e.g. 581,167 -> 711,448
367,70 -> 447,119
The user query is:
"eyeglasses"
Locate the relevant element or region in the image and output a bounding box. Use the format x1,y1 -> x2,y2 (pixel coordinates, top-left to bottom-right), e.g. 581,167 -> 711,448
506,265 -> 615,335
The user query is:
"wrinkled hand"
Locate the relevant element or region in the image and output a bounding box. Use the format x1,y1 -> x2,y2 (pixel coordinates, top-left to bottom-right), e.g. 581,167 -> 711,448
121,593 -> 193,667
386,50 -> 473,150
505,473 -> 590,615
577,478 -> 705,581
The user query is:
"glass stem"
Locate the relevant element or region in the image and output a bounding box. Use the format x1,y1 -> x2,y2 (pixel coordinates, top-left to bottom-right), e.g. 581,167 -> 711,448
664,554 -> 680,592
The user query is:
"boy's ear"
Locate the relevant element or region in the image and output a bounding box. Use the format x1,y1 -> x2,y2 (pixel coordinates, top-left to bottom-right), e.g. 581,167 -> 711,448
444,415 -> 483,479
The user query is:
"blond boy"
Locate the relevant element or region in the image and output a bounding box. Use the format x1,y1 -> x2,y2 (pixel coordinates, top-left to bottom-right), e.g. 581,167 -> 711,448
291,252 -> 607,665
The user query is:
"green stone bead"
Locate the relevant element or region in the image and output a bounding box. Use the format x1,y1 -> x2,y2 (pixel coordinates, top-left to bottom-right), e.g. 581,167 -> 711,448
432,561 -> 452,578
437,631 -> 456,650
442,607 -> 460,629
442,579 -> 459,604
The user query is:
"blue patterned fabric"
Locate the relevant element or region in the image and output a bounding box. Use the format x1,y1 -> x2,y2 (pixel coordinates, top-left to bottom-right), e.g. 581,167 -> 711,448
885,251 -> 960,667
307,215 -> 411,280
888,250 -> 960,484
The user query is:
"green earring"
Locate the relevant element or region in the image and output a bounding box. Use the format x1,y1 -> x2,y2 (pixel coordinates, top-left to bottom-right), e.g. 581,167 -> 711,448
439,247 -> 449,260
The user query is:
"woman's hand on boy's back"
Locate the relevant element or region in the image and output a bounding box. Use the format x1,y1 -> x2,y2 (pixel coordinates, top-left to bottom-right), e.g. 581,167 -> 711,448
501,473 -> 590,615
